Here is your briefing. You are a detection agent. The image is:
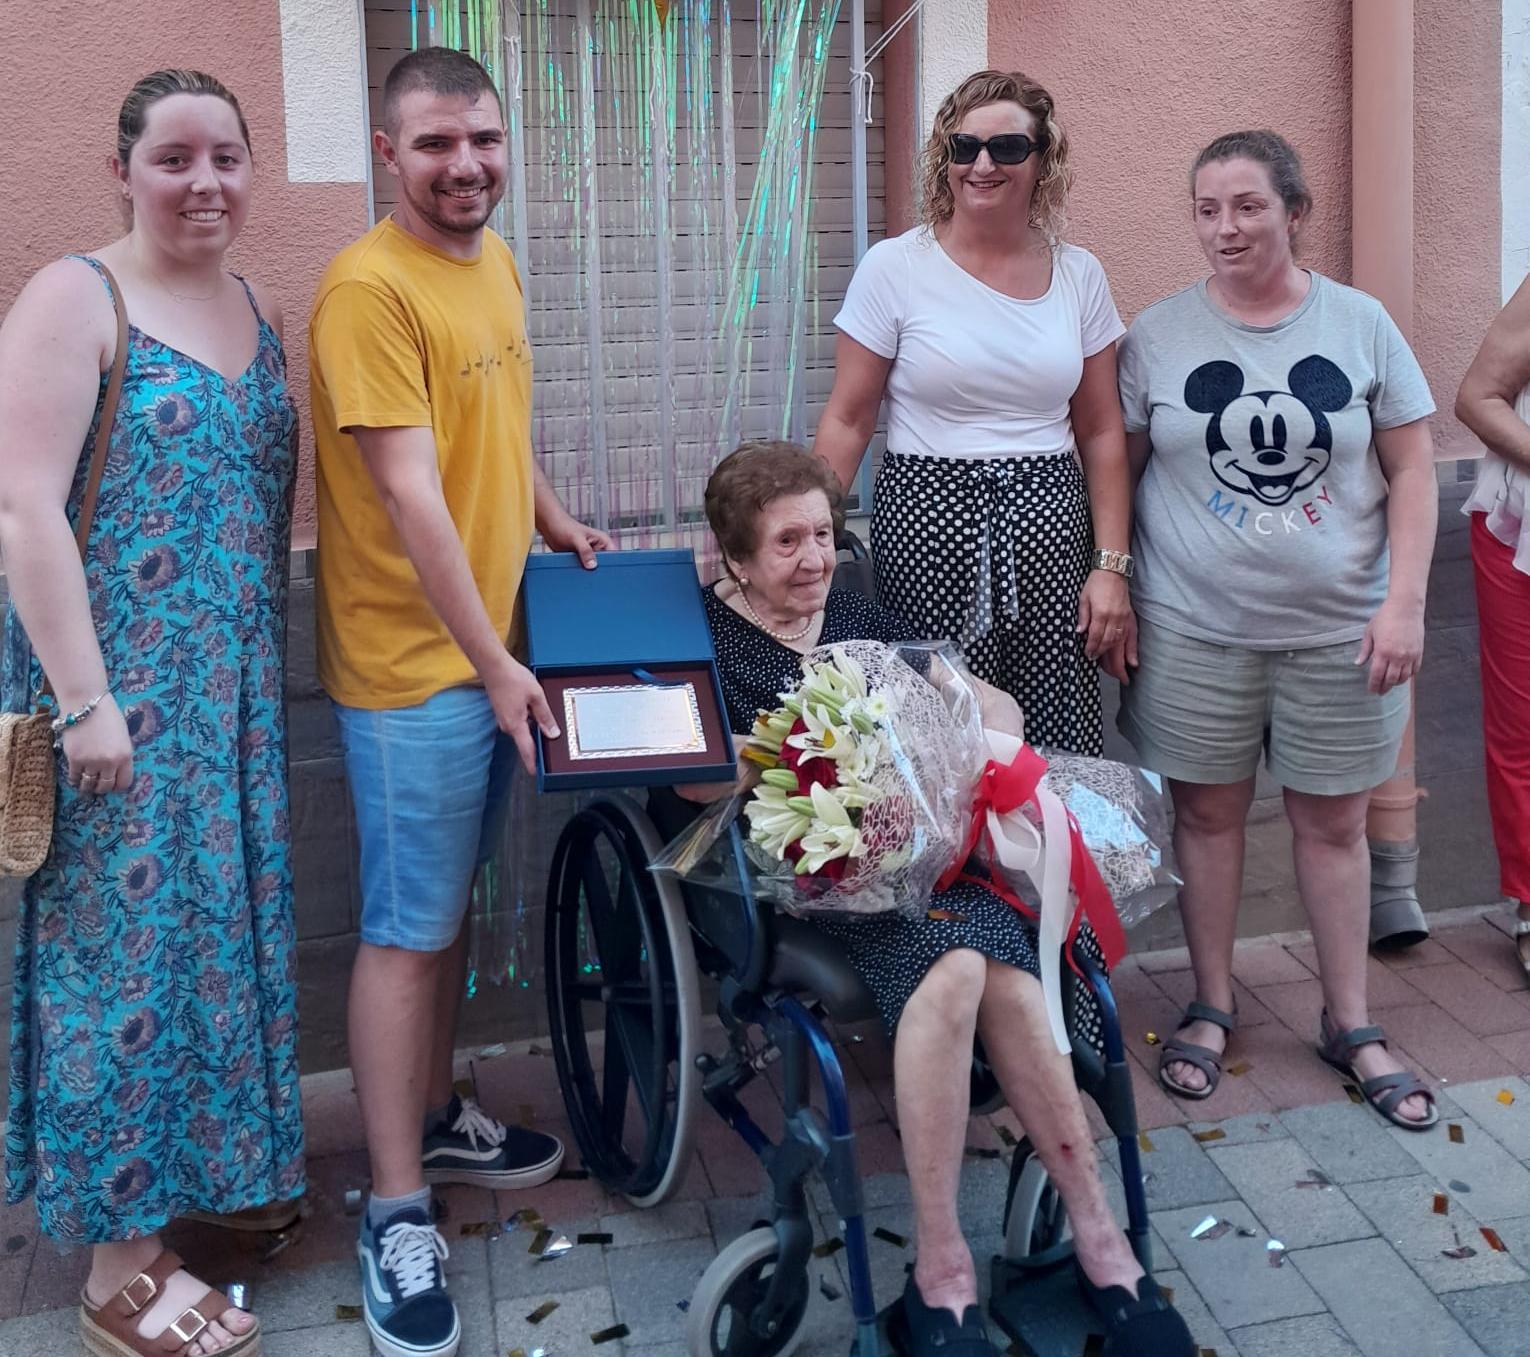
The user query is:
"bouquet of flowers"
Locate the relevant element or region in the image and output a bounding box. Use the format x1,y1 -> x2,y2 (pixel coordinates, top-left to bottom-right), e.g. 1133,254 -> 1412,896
735,639 -> 988,916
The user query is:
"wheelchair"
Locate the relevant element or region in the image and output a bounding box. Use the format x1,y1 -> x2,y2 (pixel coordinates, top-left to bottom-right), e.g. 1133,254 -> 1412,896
540,538 -> 1155,1357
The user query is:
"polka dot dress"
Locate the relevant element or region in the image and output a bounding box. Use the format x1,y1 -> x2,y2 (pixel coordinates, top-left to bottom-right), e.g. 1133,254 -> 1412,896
871,450 -> 1104,758
704,585 -> 1104,1043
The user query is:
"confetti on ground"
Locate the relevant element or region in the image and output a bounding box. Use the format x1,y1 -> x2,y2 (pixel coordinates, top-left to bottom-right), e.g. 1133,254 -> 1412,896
812,1238 -> 845,1258
1267,1240 -> 1287,1268
591,1323 -> 630,1344
528,1227 -> 553,1256
1482,1228 -> 1509,1253
526,1301 -> 559,1325
1189,1215 -> 1223,1240
476,1042 -> 508,1058
1433,1193 -> 1449,1216
1296,1170 -> 1336,1190
1343,1084 -> 1365,1106
1226,1061 -> 1252,1077
1236,1226 -> 1258,1238
1442,1244 -> 1478,1260
1192,1129 -> 1227,1143
507,1208 -> 544,1229
874,1226 -> 909,1248
539,1235 -> 574,1260
1161,1286 -> 1174,1303
577,1232 -> 614,1245
1138,1132 -> 1156,1153
1144,1031 -> 1161,1046
851,1034 -> 864,1043
459,1220 -> 492,1238
334,1305 -> 362,1322
819,1274 -> 843,1301
1449,1180 -> 1472,1194
1448,1123 -> 1465,1144
1499,1089 -> 1516,1107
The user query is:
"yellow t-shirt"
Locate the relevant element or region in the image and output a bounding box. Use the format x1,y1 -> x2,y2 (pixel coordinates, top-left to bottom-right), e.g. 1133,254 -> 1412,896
309,218 -> 534,708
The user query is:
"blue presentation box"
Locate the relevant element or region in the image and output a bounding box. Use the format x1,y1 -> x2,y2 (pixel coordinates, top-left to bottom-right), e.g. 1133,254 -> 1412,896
522,548 -> 738,793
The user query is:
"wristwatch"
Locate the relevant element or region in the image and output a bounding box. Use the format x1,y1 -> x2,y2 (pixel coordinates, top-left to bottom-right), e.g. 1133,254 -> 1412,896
1092,549 -> 1135,579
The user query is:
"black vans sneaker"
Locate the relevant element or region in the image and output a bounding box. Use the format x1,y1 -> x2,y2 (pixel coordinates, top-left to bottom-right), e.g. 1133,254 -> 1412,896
358,1204 -> 460,1357
421,1094 -> 564,1189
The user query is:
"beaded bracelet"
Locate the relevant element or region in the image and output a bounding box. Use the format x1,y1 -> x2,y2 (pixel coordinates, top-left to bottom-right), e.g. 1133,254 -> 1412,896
50,690 -> 109,743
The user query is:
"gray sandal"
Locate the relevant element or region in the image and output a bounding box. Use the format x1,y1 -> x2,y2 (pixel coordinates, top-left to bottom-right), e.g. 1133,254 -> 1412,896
1317,1011 -> 1438,1131
1157,1001 -> 1237,1101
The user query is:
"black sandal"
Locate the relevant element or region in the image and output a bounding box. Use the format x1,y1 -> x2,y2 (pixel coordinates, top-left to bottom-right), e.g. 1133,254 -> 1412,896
887,1274 -> 999,1355
1075,1260 -> 1195,1356
1157,1001 -> 1236,1101
1317,1010 -> 1438,1131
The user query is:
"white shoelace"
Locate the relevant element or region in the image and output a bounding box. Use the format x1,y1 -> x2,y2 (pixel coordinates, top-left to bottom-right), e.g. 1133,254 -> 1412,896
378,1220 -> 449,1300
452,1097 -> 508,1152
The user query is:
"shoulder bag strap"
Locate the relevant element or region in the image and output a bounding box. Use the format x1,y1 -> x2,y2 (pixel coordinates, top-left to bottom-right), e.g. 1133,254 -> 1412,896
34,261 -> 130,708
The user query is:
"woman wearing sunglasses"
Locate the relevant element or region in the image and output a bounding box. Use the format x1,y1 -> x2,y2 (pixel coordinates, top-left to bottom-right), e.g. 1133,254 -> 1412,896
815,68 -> 1132,761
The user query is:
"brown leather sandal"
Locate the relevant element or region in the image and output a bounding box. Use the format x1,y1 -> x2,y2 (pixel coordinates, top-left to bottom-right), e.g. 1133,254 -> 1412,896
79,1247 -> 259,1357
179,1199 -> 301,1234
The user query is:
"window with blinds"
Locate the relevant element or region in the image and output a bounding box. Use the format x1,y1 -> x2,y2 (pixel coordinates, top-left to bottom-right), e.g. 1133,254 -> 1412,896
362,1 -> 887,546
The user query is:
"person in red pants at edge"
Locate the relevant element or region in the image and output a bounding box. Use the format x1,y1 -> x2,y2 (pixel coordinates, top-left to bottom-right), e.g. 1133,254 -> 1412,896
1457,274 -> 1530,977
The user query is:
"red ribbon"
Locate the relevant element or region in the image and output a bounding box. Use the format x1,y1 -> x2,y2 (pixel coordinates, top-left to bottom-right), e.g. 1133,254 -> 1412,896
936,744 -> 1128,974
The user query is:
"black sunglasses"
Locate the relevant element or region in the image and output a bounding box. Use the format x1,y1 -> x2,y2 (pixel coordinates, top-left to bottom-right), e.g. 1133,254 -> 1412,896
948,132 -> 1047,166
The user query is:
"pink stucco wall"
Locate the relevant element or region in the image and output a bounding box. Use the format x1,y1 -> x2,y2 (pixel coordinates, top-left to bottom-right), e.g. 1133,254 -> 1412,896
0,2 -> 368,540
986,0 -> 1500,459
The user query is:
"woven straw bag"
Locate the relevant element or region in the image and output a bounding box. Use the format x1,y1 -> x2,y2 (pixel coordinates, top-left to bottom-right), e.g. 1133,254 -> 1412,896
0,260 -> 128,878
0,713 -> 55,875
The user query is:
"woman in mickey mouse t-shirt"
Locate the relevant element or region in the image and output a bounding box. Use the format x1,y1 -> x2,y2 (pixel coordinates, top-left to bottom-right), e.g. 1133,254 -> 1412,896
1116,131 -> 1440,1130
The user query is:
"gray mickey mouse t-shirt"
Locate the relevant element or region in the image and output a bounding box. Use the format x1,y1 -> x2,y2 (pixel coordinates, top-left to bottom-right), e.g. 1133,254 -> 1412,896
1118,272 -> 1435,649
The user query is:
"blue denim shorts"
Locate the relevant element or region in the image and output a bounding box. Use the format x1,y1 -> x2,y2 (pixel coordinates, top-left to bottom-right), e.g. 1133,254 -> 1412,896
333,686 -> 517,952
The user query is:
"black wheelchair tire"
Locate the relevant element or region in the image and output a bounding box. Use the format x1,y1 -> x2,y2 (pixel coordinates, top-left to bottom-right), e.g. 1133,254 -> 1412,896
545,794 -> 702,1207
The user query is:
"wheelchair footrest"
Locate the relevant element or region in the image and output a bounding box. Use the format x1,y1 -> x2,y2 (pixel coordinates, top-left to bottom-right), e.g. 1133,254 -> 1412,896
988,1257 -> 1101,1357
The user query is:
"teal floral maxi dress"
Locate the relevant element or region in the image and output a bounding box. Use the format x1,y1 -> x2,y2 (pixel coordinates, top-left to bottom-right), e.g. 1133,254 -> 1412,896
1,257 -> 306,1243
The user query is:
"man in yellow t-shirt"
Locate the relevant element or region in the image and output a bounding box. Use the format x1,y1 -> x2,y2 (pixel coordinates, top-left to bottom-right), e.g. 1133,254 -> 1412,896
309,48 -> 609,1357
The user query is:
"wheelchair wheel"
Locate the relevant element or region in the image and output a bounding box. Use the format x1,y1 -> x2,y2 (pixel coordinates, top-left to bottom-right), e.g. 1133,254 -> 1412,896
687,1227 -> 810,1357
1002,1141 -> 1073,1265
546,794 -> 702,1207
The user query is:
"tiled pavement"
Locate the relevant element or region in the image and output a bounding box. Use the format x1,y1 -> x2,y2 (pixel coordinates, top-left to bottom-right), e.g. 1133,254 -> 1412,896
4,905 -> 1530,1356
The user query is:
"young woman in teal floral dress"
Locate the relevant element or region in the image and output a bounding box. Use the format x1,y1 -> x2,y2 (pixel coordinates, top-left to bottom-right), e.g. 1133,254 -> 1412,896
0,71 -> 302,1356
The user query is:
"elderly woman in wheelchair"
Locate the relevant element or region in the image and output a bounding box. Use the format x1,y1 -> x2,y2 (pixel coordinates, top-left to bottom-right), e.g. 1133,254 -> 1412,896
663,440 -> 1191,1356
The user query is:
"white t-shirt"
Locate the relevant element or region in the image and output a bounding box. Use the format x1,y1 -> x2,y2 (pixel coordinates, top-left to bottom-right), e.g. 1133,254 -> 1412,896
1461,384 -> 1530,575
833,226 -> 1125,460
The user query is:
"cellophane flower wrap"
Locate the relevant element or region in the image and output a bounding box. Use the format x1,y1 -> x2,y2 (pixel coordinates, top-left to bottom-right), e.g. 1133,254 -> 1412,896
654,640 -> 988,917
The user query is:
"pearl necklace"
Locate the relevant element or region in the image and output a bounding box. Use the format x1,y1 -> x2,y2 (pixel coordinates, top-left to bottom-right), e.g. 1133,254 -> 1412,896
737,587 -> 819,643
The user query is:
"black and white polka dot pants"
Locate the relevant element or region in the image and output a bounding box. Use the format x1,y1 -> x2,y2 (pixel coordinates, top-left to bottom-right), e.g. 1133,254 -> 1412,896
870,449 -> 1103,757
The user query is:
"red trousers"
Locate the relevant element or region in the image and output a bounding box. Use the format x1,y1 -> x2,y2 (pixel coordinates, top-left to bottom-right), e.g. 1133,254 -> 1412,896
1472,513 -> 1530,901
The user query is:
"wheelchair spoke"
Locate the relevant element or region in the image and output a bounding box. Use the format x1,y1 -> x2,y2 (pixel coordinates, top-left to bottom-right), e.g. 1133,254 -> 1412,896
599,1008 -> 632,1144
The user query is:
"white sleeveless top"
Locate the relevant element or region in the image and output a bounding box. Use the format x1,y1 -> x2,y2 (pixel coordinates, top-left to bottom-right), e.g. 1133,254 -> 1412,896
1463,384 -> 1530,574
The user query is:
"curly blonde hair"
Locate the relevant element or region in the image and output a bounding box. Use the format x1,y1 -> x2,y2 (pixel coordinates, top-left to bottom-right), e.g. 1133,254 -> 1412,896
919,70 -> 1072,242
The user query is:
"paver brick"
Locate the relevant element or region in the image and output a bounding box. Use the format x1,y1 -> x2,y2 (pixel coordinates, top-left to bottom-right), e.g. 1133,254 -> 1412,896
1291,1237 -> 1487,1357
1373,936 -> 1460,969
1126,1125 -> 1236,1211
1235,1021 -> 1357,1111
1232,940 -> 1316,988
1207,1138 -> 1376,1248
1151,969 -> 1279,1027
1386,1108 -> 1530,1218
1443,1280 -> 1530,1357
1486,1029 -> 1530,1076
1439,1077 -> 1530,1160
1278,1101 -> 1424,1184
1435,921 -> 1530,994
1401,963 -> 1530,1038
494,1283 -> 621,1354
488,1213 -> 611,1301
1229,1312 -> 1363,1356
1185,1110 -> 1290,1148
260,1324 -> 373,1356
598,1198 -> 709,1247
1344,1174 -> 1527,1293
1152,1267 -> 1233,1355
606,1232 -> 717,1347
1154,1199 -> 1327,1329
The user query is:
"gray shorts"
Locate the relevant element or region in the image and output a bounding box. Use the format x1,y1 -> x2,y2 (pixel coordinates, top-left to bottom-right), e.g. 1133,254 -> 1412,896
1117,616 -> 1408,795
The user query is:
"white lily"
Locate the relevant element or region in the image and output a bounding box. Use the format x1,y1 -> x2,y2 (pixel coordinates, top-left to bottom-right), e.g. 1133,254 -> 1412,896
795,781 -> 865,873
744,783 -> 813,859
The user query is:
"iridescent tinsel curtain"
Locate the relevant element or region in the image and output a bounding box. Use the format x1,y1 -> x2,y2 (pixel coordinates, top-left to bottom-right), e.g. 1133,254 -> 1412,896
403,1 -> 868,994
